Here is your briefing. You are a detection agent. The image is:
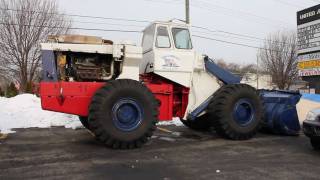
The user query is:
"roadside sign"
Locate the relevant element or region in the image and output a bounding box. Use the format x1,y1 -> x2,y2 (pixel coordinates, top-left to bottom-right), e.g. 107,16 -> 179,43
297,4 -> 320,76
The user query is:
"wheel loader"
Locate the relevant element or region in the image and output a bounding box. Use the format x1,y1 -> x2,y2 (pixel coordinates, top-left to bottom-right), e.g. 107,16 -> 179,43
40,20 -> 301,149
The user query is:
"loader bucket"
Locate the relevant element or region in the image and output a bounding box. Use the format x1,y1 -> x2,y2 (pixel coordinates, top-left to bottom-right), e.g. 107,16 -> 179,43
259,90 -> 302,136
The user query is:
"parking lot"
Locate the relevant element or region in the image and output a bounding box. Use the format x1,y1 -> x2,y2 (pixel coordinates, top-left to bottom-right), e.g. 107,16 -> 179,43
0,125 -> 319,180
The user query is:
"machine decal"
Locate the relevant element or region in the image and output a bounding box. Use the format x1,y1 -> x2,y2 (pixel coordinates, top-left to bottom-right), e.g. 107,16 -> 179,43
161,55 -> 181,69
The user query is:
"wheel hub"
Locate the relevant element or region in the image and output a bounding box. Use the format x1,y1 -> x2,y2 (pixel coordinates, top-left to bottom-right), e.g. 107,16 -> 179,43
112,98 -> 143,132
117,105 -> 136,123
233,99 -> 255,127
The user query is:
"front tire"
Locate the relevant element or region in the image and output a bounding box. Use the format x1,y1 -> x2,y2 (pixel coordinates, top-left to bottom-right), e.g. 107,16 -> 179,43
180,114 -> 211,131
208,84 -> 263,140
88,79 -> 159,149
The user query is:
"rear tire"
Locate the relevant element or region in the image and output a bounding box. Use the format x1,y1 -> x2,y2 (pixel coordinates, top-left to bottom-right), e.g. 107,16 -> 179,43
180,114 -> 211,131
310,137 -> 320,150
88,79 -> 159,149
207,84 -> 263,140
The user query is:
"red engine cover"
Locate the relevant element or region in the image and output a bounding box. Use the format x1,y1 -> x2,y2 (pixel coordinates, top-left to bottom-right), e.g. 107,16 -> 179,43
40,82 -> 104,116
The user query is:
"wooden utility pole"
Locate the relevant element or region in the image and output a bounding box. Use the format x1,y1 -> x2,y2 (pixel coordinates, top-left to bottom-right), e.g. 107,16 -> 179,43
256,55 -> 259,89
186,0 -> 190,24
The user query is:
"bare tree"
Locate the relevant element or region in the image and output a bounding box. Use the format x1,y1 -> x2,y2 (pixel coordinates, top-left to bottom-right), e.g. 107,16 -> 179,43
216,59 -> 241,73
216,59 -> 228,69
241,64 -> 257,74
258,31 -> 298,90
0,0 -> 71,92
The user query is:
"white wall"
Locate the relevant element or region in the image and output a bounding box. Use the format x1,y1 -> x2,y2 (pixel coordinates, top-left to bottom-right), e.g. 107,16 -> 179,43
241,73 -> 273,89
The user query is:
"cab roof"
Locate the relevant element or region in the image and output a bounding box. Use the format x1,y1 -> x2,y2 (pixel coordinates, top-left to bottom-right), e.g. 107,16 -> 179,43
143,20 -> 190,32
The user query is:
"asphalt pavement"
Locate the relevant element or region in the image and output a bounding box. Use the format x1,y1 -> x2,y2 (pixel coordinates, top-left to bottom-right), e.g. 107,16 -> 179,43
0,126 -> 319,180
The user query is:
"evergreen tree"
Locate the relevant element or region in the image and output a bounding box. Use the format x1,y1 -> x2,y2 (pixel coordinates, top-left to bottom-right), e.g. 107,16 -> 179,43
6,82 -> 18,97
0,86 -> 4,97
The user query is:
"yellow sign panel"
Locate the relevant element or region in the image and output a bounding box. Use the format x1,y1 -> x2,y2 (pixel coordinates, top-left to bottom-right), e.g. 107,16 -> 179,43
298,59 -> 320,70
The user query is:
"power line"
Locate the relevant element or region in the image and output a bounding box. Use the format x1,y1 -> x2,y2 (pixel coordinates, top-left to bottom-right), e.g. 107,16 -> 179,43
309,0 -> 320,3
143,0 -> 181,4
0,21 -> 294,54
0,6 -> 294,48
0,5 -> 294,45
1,20 -> 296,49
68,20 -> 146,28
192,30 -> 267,44
152,0 -> 294,28
193,34 -> 266,50
192,25 -> 267,41
143,0 -> 294,28
193,34 -> 288,53
272,0 -> 305,8
196,0 -> 292,24
0,6 -> 282,44
192,25 -> 293,46
0,8 -> 151,23
1,10 -> 147,28
0,22 -> 142,33
193,0 -> 294,27
2,7 -> 294,46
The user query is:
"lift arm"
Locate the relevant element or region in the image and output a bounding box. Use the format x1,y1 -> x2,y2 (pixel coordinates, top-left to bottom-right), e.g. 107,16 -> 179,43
187,56 -> 241,120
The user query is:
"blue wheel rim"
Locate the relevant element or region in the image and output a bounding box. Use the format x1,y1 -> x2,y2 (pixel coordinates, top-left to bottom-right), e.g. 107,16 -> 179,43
112,98 -> 143,132
233,98 -> 255,127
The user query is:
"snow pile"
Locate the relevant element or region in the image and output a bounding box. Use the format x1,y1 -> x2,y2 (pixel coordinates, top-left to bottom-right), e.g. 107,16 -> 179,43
0,94 -> 183,134
158,117 -> 184,126
0,94 -> 82,134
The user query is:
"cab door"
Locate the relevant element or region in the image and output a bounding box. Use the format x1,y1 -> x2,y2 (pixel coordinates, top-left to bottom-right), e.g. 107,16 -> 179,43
153,25 -> 195,87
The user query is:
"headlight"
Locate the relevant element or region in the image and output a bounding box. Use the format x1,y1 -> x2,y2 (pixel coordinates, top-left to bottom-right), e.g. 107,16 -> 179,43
306,111 -> 318,121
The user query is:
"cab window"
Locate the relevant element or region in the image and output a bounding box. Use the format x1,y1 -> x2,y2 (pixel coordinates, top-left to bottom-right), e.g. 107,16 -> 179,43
156,26 -> 171,48
172,28 -> 192,49
142,25 -> 155,52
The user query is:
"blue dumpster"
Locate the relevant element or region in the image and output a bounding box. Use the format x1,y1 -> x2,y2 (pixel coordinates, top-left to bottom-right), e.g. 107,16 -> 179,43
259,90 -> 302,136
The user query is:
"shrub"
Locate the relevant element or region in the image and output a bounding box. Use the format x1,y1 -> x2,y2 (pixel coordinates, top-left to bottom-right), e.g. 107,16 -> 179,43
0,87 -> 4,97
6,82 -> 18,98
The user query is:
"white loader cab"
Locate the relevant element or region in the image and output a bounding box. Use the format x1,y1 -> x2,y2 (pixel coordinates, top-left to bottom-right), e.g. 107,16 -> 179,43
140,21 -> 221,115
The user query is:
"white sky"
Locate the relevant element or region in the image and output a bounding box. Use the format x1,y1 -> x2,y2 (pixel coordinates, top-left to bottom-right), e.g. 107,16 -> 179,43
56,0 -> 317,64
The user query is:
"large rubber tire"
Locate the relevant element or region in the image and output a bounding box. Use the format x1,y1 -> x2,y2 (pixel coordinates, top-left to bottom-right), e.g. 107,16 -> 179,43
79,116 -> 92,131
310,137 -> 320,150
207,84 -> 263,140
180,114 -> 211,131
88,79 -> 159,149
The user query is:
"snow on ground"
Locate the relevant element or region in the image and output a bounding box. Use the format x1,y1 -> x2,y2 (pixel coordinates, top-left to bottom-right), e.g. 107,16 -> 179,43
0,94 -> 82,134
0,94 -> 182,134
1,93 -> 320,134
157,117 -> 183,126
